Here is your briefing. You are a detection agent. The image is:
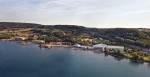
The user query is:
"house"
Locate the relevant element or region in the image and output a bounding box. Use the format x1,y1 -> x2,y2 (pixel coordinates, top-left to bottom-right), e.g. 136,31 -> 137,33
15,37 -> 27,41
106,45 -> 124,52
93,44 -> 107,51
80,37 -> 93,42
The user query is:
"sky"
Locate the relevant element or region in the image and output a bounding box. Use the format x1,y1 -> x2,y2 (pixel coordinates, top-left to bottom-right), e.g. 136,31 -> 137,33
0,0 -> 150,28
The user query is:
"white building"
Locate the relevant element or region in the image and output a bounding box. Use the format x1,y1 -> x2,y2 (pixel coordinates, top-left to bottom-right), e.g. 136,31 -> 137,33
93,44 -> 107,51
80,46 -> 93,50
73,44 -> 81,47
106,45 -> 124,52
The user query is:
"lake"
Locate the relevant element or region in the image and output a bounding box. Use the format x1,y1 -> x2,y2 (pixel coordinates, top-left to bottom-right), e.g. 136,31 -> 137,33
0,41 -> 150,77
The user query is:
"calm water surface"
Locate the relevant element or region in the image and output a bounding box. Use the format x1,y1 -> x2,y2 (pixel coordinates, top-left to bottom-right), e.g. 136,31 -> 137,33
0,41 -> 150,77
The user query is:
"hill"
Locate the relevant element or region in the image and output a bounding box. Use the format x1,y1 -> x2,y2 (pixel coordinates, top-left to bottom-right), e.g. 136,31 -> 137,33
0,22 -> 150,48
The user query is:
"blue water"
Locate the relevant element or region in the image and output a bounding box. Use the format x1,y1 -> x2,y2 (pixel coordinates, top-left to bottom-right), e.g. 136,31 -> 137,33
0,41 -> 150,77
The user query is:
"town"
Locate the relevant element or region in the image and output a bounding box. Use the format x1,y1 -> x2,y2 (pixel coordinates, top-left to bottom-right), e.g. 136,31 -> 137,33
1,35 -> 150,63
0,22 -> 150,63
1,0 -> 150,76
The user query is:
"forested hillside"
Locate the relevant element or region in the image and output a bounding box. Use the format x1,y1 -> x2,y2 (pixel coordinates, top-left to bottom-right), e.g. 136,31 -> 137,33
0,22 -> 150,48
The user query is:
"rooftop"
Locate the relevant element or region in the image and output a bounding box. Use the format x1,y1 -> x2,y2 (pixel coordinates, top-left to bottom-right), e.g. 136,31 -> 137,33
93,44 -> 107,48
106,45 -> 124,49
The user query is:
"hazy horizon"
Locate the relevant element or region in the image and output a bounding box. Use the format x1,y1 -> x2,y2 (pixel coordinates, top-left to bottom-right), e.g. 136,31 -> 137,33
0,0 -> 150,28
1,21 -> 150,29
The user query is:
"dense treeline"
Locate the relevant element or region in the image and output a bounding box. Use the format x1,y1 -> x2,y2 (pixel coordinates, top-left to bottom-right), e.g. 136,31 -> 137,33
0,22 -> 42,29
0,22 -> 150,48
98,28 -> 150,48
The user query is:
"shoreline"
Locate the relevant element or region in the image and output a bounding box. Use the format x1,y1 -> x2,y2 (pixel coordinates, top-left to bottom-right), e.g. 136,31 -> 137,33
0,40 -> 150,64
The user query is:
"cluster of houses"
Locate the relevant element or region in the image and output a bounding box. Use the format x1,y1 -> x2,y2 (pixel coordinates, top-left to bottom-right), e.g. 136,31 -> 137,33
14,37 -> 71,45
80,37 -> 94,42
14,37 -> 124,52
73,44 -> 124,52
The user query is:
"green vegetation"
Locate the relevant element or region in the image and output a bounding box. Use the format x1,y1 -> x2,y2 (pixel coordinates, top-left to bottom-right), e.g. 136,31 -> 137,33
1,22 -> 150,48
103,49 -> 150,62
123,54 -> 132,59
0,22 -> 150,63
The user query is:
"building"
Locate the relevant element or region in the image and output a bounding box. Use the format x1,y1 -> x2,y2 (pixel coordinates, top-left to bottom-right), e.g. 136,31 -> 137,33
32,40 -> 45,44
106,45 -> 124,52
32,35 -> 38,40
49,42 -> 71,45
93,44 -> 107,51
15,37 -> 27,41
73,44 -> 81,47
80,37 -> 93,42
80,46 -> 93,50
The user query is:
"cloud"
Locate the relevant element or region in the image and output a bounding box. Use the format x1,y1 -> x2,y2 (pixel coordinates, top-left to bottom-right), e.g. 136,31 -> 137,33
0,0 -> 150,28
